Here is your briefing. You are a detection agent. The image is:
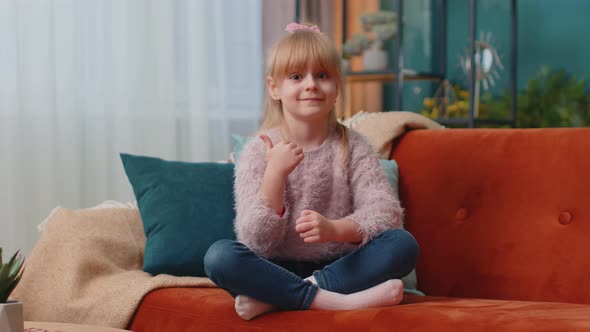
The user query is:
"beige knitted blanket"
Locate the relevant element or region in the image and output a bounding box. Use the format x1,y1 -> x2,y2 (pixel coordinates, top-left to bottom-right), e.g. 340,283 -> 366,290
342,111 -> 445,159
12,207 -> 215,329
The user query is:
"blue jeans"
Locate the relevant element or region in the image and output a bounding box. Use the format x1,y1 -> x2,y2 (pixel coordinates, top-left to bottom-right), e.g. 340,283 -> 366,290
204,228 -> 419,311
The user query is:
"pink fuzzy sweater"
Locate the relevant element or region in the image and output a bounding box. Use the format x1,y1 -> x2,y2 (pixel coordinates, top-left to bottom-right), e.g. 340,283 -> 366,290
234,127 -> 404,262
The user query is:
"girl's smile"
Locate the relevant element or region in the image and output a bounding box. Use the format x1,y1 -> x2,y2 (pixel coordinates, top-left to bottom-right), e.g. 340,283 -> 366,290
298,97 -> 324,102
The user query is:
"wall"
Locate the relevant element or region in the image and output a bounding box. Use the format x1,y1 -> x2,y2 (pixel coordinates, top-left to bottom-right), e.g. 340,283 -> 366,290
447,0 -> 590,94
383,0 -> 590,112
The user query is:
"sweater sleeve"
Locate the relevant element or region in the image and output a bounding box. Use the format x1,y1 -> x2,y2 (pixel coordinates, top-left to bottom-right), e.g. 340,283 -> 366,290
344,132 -> 404,246
233,136 -> 289,258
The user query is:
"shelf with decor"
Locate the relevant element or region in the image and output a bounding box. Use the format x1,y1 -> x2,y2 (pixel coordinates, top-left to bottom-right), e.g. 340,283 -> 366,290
335,0 -> 448,119
345,70 -> 443,83
433,0 -> 517,128
343,71 -> 444,119
336,0 -> 517,127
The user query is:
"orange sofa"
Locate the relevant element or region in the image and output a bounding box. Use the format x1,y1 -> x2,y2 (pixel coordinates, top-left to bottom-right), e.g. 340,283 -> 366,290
129,128 -> 590,331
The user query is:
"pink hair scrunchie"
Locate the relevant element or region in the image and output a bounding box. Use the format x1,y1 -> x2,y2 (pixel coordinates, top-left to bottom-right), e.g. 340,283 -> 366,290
285,22 -> 321,34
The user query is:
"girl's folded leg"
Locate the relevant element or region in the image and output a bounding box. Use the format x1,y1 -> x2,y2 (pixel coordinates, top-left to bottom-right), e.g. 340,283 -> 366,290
313,228 -> 419,294
204,239 -> 319,312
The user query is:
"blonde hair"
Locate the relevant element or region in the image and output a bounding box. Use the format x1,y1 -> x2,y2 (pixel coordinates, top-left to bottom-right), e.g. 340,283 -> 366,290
260,25 -> 349,161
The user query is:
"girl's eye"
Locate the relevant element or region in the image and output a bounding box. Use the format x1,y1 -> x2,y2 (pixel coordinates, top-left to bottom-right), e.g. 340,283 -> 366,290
317,72 -> 329,79
289,74 -> 302,80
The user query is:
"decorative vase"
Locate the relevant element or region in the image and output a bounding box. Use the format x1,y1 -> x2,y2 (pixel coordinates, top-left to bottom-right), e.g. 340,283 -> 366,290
0,301 -> 24,332
362,40 -> 388,71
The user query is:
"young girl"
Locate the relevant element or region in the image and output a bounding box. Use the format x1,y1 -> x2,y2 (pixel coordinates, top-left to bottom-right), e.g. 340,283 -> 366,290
204,22 -> 419,320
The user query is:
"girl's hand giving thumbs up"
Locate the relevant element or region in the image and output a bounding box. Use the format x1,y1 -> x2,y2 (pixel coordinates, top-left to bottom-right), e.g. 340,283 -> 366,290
259,134 -> 304,177
258,134 -> 303,215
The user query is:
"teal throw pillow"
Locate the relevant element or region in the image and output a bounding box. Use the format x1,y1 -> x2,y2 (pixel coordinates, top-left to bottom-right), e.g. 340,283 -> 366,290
120,153 -> 236,277
379,159 -> 399,195
378,159 -> 423,295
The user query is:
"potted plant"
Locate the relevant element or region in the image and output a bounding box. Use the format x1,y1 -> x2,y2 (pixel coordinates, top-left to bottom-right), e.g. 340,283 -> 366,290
342,10 -> 397,71
342,34 -> 370,72
0,247 -> 25,332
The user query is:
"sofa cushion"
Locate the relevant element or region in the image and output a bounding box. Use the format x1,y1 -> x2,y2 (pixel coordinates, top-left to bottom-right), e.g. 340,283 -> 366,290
121,153 -> 236,277
129,288 -> 590,332
392,128 -> 590,304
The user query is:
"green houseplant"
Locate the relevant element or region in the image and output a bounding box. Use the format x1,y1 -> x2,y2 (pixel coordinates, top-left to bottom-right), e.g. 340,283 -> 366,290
512,67 -> 590,127
342,10 -> 397,71
478,67 -> 590,127
0,247 -> 25,332
421,67 -> 590,128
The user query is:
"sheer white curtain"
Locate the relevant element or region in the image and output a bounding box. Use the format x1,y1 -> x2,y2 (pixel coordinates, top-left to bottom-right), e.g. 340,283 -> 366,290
0,0 -> 263,255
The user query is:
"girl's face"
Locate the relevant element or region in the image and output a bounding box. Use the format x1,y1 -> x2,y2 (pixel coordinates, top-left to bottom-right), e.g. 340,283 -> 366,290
268,64 -> 338,122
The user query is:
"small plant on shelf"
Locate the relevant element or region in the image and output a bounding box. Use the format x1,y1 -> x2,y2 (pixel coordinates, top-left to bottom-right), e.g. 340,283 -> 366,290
359,11 -> 397,43
342,10 -> 397,71
342,10 -> 397,56
342,34 -> 371,60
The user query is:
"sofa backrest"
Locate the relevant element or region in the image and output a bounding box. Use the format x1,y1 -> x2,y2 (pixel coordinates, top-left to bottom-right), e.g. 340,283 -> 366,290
391,128 -> 590,304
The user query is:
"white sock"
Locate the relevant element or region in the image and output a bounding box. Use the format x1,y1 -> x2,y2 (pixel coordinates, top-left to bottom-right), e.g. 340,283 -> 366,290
234,275 -> 318,320
234,295 -> 275,320
310,279 -> 404,311
234,278 -> 403,319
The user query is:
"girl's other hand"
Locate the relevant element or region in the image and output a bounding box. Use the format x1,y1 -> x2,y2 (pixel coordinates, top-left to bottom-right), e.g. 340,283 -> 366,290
295,210 -> 337,243
260,134 -> 304,177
